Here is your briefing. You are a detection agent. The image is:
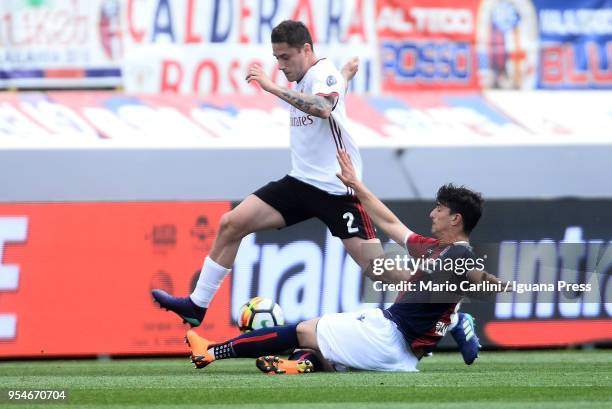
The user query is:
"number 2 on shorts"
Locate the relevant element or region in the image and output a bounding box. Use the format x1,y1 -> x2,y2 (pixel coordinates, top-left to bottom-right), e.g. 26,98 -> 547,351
343,212 -> 359,234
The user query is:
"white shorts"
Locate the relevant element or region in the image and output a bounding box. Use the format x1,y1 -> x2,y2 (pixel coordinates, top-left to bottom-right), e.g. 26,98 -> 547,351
316,308 -> 419,372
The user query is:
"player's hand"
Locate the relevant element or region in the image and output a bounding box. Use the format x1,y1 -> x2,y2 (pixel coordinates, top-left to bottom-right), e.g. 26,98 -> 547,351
336,150 -> 360,190
245,64 -> 276,93
341,57 -> 359,83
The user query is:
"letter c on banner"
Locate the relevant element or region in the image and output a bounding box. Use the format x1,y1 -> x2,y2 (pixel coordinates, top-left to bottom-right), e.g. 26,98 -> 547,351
127,0 -> 145,43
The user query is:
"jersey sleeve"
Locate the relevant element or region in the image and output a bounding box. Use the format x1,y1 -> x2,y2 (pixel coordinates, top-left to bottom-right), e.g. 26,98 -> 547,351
311,64 -> 344,100
405,232 -> 439,258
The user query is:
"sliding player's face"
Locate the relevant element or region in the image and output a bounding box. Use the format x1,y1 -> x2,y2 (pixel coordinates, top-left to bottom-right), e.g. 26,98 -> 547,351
429,203 -> 459,236
272,42 -> 309,82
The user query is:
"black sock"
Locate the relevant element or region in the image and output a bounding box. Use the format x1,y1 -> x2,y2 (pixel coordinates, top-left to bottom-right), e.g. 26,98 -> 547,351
212,325 -> 299,360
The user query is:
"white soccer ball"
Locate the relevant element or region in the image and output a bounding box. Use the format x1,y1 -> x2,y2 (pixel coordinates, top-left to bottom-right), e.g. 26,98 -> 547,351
238,296 -> 285,333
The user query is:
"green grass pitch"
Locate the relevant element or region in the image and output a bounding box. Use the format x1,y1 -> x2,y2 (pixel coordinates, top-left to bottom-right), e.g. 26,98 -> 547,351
1,350 -> 611,408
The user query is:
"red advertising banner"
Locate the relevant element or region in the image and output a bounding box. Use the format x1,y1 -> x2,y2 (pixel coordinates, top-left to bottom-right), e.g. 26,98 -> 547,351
377,0 -> 481,91
0,202 -> 238,358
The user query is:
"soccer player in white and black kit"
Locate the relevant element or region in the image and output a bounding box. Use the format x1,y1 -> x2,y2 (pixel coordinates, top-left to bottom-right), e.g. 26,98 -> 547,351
153,21 -> 379,327
153,20 -> 483,367
182,154 -> 509,373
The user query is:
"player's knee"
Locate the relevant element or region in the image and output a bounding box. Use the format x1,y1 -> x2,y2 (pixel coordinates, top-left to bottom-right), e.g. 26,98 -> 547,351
296,319 -> 319,350
218,211 -> 247,240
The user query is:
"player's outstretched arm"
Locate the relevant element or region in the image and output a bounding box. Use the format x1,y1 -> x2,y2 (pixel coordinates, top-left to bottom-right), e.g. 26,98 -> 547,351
246,64 -> 334,118
336,151 -> 411,245
341,56 -> 359,93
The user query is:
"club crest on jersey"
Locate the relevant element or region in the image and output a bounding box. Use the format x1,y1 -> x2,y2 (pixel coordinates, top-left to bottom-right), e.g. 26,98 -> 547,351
326,75 -> 337,86
435,321 -> 450,336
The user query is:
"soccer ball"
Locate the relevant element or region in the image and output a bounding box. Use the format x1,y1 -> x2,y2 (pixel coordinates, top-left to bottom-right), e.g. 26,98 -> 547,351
238,296 -> 284,333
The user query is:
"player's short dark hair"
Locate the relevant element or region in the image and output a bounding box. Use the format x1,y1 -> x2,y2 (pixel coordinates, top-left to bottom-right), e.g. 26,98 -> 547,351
271,20 -> 313,50
436,184 -> 483,234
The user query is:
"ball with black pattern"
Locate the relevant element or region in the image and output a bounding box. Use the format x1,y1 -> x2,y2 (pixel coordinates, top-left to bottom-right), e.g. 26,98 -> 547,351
238,296 -> 285,333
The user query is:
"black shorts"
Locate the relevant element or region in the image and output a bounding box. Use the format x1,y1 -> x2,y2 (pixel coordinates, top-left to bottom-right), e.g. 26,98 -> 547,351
253,175 -> 376,240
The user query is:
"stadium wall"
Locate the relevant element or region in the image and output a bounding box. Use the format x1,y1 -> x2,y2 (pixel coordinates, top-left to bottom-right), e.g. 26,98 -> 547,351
1,91 -> 611,202
1,145 -> 612,202
1,91 -> 611,356
0,199 -> 610,357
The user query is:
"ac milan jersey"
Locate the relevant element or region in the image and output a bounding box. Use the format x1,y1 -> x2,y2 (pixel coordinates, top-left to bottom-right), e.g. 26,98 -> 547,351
384,233 -> 475,354
288,58 -> 362,195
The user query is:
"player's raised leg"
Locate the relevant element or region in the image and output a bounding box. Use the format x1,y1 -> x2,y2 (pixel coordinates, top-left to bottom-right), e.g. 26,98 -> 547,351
152,194 -> 285,326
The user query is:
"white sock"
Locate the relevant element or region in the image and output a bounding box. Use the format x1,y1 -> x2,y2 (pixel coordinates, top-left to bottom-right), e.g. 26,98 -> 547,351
190,256 -> 231,308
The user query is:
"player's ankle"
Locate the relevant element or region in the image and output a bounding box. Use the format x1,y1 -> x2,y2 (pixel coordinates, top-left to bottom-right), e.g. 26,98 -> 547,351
188,295 -> 208,310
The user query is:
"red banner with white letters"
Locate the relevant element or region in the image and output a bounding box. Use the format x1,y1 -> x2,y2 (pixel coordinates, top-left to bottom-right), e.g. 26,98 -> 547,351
0,202 -> 238,358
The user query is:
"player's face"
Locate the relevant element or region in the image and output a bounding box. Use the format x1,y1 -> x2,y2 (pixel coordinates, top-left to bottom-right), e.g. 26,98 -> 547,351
272,42 -> 309,82
429,203 -> 457,236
